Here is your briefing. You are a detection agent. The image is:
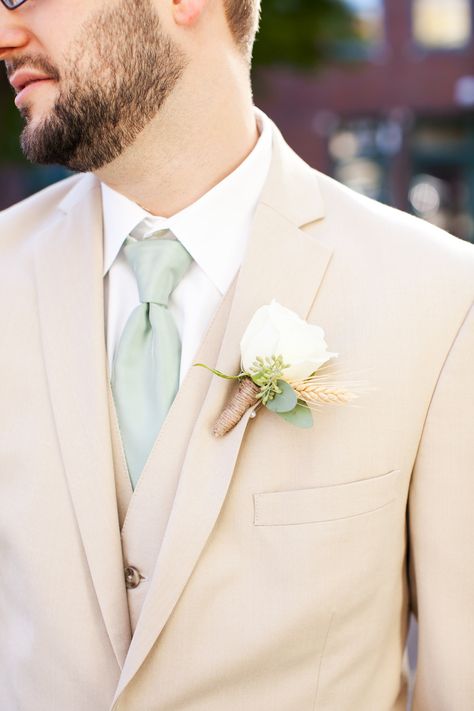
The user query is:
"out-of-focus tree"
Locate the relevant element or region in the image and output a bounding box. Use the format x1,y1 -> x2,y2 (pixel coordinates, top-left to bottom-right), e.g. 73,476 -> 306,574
253,0 -> 358,70
0,73 -> 25,163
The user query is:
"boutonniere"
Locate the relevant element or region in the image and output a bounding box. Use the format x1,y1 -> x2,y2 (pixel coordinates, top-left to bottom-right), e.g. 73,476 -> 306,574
195,300 -> 361,437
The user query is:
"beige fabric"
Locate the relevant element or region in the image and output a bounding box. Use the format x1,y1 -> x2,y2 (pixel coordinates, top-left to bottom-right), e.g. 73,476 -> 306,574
1,117 -> 474,711
107,381 -> 133,530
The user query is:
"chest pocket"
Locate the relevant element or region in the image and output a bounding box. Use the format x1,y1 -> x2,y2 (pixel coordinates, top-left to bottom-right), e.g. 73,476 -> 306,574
253,468 -> 402,526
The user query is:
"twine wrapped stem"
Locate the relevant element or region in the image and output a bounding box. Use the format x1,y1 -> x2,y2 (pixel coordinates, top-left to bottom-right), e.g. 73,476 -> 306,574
213,377 -> 260,437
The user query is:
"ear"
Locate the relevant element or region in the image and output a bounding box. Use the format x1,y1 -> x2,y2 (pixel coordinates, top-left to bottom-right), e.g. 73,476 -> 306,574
172,0 -> 207,27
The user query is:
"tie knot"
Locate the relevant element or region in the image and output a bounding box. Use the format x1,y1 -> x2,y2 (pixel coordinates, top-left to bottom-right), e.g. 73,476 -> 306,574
123,233 -> 192,306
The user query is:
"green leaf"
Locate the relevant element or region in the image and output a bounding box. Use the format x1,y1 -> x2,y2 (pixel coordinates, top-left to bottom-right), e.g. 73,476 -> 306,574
265,380 -> 298,413
277,402 -> 314,429
193,363 -> 242,380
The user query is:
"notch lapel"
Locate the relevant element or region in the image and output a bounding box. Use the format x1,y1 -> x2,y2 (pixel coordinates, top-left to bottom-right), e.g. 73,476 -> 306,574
113,125 -> 334,705
33,176 -> 131,669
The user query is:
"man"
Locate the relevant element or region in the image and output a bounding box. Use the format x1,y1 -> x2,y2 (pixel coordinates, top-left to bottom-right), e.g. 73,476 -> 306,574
0,0 -> 473,709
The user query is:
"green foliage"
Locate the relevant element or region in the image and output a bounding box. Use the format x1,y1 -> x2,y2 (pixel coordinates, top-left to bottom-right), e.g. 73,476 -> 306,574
249,354 -> 290,405
193,363 -> 243,380
0,71 -> 26,163
277,401 -> 314,428
265,380 -> 298,413
253,0 -> 357,69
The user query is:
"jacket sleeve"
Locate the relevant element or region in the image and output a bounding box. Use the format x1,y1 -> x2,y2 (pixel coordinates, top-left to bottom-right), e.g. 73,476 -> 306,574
408,298 -> 474,710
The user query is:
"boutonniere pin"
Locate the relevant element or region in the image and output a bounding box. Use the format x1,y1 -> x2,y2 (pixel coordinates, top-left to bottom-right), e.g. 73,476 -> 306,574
195,300 -> 362,437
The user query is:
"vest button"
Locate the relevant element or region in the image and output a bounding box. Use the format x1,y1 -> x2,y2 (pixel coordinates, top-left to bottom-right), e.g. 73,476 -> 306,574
124,565 -> 142,589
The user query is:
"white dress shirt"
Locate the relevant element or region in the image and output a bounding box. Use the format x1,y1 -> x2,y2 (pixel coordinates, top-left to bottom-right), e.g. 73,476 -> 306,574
101,107 -> 273,385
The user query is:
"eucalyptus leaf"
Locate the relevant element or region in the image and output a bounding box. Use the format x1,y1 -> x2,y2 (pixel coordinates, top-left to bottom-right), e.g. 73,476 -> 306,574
265,380 -> 298,413
277,402 -> 314,428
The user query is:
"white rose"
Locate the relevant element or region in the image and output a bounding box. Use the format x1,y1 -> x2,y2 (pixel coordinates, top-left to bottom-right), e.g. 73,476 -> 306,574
240,300 -> 338,381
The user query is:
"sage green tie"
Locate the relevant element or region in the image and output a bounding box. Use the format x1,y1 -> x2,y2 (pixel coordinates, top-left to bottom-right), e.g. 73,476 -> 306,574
111,231 -> 193,489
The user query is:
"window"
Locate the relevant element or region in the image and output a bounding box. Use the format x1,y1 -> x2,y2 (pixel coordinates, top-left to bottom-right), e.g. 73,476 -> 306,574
409,117 -> 474,242
412,0 -> 472,50
344,0 -> 385,47
327,116 -> 399,203
331,0 -> 385,60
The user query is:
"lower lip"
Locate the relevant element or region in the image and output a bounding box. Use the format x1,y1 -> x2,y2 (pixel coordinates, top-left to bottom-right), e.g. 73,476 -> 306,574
14,79 -> 55,107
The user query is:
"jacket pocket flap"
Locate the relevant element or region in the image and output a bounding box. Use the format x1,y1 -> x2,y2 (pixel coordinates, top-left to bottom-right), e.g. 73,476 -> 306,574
254,468 -> 401,526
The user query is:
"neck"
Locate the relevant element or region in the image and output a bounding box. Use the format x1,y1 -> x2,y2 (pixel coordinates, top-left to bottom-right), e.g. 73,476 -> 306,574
95,58 -> 258,218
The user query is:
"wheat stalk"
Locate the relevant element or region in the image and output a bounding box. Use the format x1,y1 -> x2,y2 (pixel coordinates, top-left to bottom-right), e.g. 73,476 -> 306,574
291,381 -> 358,405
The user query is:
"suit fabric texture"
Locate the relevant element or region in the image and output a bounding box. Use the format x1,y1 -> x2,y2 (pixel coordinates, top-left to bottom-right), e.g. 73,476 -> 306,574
1,116 -> 474,711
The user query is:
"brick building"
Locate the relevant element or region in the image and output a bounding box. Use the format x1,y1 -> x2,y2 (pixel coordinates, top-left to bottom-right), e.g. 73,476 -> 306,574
256,0 -> 474,242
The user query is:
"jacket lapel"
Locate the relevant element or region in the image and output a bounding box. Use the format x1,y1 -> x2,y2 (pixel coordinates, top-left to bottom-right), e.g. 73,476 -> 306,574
33,176 -> 131,669
113,124 -> 334,705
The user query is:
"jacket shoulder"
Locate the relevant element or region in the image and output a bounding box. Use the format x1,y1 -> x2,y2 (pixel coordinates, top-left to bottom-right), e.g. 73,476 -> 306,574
0,173 -> 95,250
315,169 -> 474,271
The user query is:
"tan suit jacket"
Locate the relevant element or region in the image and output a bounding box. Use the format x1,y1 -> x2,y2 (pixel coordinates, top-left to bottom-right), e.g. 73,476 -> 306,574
1,117 -> 474,711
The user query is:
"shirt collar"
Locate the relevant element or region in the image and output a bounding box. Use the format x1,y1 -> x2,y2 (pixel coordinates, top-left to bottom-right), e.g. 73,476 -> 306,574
101,106 -> 273,294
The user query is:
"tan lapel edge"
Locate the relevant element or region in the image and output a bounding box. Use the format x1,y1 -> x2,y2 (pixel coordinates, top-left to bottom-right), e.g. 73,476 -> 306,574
33,175 -> 131,669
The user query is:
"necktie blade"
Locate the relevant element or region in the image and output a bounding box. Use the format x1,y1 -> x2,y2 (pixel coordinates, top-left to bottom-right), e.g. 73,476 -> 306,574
111,233 -> 192,489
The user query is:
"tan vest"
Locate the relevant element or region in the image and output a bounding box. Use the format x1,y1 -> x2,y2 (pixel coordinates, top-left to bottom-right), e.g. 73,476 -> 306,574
106,281 -> 237,632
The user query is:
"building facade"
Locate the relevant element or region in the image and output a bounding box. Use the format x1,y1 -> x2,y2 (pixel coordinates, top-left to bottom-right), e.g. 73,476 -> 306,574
257,0 -> 474,243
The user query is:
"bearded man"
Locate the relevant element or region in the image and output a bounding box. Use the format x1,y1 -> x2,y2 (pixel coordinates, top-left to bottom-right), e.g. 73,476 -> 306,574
0,1 -> 473,709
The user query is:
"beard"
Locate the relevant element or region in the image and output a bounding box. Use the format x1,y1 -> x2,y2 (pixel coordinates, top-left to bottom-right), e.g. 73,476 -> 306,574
16,0 -> 187,172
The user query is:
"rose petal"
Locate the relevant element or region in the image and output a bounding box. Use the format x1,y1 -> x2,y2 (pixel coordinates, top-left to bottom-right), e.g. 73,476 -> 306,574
240,305 -> 280,373
240,300 -> 337,381
285,353 -> 338,381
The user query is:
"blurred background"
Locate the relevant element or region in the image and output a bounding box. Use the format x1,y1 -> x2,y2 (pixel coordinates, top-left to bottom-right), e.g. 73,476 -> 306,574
254,0 -> 474,245
1,0 -> 474,247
